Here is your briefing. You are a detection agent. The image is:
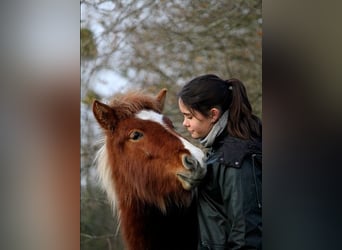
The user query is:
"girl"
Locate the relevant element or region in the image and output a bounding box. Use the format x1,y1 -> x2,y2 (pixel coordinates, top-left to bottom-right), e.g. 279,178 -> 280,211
178,74 -> 262,250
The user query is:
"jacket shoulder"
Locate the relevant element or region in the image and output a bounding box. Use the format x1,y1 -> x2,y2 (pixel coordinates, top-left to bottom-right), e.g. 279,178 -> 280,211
216,136 -> 262,168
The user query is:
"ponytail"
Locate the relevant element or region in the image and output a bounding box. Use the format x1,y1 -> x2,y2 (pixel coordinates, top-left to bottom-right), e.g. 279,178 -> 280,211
226,78 -> 261,140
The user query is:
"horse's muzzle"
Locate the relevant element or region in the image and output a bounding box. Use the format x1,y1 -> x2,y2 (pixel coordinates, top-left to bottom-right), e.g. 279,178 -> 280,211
183,155 -> 200,170
177,155 -> 207,190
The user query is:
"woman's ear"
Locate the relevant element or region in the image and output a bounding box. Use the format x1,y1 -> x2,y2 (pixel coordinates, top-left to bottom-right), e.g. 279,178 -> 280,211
210,108 -> 221,123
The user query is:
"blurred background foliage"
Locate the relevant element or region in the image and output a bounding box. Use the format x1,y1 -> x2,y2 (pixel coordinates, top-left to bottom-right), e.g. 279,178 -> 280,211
81,28 -> 98,59
81,0 -> 261,249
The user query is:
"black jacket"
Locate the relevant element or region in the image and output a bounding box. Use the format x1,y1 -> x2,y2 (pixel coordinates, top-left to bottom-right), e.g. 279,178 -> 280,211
197,130 -> 262,250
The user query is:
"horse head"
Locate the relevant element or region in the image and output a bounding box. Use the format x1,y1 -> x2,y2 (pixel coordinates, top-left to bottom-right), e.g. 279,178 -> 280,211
93,89 -> 206,212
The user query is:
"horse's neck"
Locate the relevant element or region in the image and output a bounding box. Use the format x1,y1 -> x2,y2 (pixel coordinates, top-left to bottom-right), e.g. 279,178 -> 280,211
120,203 -> 175,250
119,202 -> 198,250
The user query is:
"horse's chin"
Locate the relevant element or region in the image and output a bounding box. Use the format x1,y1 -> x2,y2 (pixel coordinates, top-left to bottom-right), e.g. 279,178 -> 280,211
176,173 -> 202,190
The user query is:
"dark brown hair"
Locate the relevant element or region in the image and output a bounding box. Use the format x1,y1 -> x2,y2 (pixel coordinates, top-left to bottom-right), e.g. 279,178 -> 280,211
178,74 -> 261,140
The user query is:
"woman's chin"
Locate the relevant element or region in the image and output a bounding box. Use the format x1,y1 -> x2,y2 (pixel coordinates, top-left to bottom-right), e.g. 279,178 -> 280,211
190,133 -> 200,139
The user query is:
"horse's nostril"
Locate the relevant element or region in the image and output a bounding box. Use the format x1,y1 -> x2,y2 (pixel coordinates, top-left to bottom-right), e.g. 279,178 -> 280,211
183,155 -> 197,170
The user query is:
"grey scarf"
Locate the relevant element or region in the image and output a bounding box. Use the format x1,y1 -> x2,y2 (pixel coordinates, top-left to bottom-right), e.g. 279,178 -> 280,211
200,110 -> 229,148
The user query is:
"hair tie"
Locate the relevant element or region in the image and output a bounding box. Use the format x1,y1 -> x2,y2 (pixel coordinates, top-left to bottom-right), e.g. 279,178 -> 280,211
225,79 -> 233,90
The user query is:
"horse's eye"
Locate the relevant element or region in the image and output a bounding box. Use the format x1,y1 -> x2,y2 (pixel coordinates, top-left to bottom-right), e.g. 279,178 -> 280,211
129,131 -> 143,141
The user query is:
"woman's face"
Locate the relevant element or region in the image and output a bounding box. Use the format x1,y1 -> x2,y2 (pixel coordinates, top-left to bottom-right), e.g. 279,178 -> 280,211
178,98 -> 214,139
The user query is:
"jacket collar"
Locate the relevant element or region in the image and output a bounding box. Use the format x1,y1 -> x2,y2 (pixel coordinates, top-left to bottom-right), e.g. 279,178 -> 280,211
210,129 -> 262,168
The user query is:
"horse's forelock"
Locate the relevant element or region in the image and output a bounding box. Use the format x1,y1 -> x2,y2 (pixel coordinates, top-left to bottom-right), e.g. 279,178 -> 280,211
108,92 -> 162,117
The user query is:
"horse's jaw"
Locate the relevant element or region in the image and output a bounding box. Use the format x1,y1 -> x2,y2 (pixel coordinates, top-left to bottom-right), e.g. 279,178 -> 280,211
176,173 -> 203,190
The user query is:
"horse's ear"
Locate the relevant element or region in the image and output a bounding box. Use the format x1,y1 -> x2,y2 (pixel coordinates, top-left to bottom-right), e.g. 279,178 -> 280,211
93,100 -> 117,131
156,88 -> 167,111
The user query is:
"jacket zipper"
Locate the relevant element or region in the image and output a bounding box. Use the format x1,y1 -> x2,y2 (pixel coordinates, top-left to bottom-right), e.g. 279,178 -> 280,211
252,154 -> 262,209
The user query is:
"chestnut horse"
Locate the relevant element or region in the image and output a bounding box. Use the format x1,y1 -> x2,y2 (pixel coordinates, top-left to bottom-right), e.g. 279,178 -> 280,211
92,89 -> 206,250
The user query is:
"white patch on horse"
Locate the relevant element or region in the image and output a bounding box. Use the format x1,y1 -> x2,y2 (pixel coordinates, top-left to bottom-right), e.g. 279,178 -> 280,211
179,137 -> 205,168
135,110 -> 164,125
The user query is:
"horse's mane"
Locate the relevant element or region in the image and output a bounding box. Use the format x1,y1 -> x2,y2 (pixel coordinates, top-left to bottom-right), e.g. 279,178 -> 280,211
95,140 -> 127,237
94,142 -> 120,218
108,90 -> 164,118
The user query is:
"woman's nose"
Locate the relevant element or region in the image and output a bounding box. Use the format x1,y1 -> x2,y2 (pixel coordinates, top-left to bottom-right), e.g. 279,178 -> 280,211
183,119 -> 189,127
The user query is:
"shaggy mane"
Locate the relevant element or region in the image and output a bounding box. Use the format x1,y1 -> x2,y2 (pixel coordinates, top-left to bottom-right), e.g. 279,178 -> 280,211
95,142 -> 122,234
108,90 -> 163,118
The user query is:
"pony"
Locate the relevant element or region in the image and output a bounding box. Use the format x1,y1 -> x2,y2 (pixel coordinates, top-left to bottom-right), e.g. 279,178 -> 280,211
92,88 -> 206,250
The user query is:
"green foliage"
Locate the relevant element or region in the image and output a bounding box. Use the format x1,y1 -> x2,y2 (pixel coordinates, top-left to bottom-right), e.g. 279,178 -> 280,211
81,28 -> 97,60
81,89 -> 101,106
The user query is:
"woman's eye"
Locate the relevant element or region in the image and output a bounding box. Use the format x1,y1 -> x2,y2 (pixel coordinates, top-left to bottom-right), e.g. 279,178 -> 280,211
129,131 -> 143,141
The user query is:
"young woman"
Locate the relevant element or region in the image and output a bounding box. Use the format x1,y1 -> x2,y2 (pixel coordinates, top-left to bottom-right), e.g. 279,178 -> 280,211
178,74 -> 262,250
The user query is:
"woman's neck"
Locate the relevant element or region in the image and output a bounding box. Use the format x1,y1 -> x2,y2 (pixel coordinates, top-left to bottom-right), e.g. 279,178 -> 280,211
200,110 -> 229,148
